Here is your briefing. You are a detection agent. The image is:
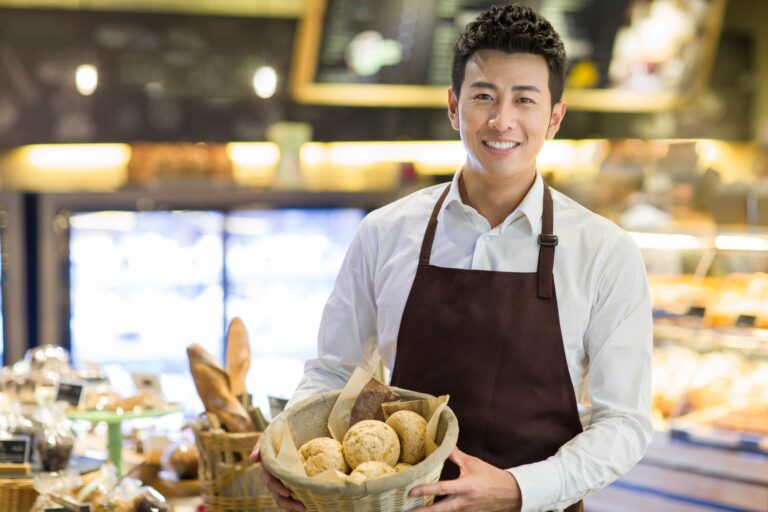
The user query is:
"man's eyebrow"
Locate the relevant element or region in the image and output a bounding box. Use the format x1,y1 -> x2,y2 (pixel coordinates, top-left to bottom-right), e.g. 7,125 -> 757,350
468,82 -> 541,93
512,84 -> 541,93
468,81 -> 498,90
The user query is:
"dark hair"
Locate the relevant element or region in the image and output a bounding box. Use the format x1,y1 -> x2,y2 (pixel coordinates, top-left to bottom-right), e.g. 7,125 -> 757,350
451,3 -> 567,106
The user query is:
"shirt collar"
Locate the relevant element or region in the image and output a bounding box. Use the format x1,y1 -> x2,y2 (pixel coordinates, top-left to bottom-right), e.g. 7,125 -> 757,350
443,169 -> 544,234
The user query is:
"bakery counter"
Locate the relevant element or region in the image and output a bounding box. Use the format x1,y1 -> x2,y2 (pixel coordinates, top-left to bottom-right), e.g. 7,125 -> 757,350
585,431 -> 768,512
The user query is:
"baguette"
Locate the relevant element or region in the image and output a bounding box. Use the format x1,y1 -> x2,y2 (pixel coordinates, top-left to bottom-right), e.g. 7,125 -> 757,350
225,317 -> 251,398
187,344 -> 254,433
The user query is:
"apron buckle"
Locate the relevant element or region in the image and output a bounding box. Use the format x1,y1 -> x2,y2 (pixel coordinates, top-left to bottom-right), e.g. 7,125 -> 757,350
538,234 -> 558,247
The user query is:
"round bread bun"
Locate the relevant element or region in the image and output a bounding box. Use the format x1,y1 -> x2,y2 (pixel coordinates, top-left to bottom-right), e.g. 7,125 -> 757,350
299,437 -> 348,477
342,420 -> 400,469
386,410 -> 427,464
348,460 -> 396,485
394,462 -> 413,473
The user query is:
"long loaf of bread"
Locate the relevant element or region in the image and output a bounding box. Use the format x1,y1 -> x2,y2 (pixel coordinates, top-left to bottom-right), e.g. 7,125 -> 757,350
187,343 -> 254,433
225,317 -> 250,398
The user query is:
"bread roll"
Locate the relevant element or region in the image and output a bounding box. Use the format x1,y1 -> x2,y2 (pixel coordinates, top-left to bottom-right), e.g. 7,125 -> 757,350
342,420 -> 399,469
386,410 -> 427,464
299,437 -> 348,477
348,460 -> 396,485
394,462 -> 412,473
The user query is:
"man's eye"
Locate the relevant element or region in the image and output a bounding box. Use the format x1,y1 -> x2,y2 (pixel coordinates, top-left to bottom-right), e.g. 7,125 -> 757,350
474,93 -> 493,101
518,97 -> 534,104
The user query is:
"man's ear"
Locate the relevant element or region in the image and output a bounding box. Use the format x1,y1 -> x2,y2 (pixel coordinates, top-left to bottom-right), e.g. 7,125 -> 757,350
448,87 -> 460,131
547,101 -> 567,139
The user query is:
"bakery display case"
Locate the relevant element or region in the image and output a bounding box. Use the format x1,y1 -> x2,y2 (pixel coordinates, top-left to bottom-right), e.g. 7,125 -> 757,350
586,227 -> 768,512
636,229 -> 768,445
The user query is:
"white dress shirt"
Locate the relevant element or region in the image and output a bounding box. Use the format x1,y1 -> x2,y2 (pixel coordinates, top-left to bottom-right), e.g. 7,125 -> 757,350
292,171 -> 653,512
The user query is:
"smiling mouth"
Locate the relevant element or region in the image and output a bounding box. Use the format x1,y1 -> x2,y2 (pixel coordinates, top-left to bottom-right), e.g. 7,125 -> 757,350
482,140 -> 521,150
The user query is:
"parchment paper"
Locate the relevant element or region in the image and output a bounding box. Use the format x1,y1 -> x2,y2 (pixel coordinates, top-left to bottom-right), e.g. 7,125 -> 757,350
272,367 -> 450,482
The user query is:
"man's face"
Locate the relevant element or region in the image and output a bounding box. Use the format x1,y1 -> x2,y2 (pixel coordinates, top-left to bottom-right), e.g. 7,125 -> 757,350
448,50 -> 566,183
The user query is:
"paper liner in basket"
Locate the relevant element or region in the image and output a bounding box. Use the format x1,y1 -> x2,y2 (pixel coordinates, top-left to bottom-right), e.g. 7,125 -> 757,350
272,367 -> 449,485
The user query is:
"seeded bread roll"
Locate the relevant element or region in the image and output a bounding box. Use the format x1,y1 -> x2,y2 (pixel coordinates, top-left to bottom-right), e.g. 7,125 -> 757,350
299,437 -> 348,477
342,420 -> 400,469
394,462 -> 413,473
386,410 -> 427,464
348,460 -> 396,485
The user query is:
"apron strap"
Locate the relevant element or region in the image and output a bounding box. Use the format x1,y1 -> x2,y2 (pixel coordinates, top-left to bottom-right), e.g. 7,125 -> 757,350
537,183 -> 557,298
420,181 -> 557,298
419,184 -> 452,266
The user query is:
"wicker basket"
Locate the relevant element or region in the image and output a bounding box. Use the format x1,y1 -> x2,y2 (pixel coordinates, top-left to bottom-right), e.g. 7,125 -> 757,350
260,387 -> 459,512
194,427 -> 280,511
0,478 -> 38,512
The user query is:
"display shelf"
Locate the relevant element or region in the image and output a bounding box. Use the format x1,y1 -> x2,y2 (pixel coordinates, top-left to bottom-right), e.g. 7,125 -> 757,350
653,322 -> 768,358
67,406 -> 181,476
585,431 -> 768,512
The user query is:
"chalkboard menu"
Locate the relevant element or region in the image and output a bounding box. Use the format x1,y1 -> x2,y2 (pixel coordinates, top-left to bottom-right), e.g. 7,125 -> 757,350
291,0 -> 726,111
0,9 -> 296,145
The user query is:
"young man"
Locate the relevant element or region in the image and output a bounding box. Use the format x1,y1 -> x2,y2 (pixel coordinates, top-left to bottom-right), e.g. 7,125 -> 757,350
254,3 -> 652,511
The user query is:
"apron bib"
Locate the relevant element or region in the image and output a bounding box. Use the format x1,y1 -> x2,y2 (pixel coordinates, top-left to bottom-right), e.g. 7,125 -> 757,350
391,183 -> 583,512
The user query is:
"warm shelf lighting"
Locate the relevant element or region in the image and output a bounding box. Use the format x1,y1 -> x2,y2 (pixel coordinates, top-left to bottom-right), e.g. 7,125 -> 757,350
226,143 -> 280,185
23,144 -> 131,170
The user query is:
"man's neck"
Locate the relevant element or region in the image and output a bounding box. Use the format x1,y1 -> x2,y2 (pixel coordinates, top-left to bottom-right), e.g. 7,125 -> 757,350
458,169 -> 536,229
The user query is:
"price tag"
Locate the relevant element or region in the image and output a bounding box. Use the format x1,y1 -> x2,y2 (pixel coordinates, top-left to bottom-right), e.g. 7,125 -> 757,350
686,306 -> 706,318
131,373 -> 163,395
56,381 -> 85,408
0,435 -> 31,464
735,314 -> 757,327
45,495 -> 92,512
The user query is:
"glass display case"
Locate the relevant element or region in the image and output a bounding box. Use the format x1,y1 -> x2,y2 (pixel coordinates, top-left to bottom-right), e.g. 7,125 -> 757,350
68,210 -> 226,374
225,208 -> 364,415
631,228 -> 768,441
35,189 -> 389,412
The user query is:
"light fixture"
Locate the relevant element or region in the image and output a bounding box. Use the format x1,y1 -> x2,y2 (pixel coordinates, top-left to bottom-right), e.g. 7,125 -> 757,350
714,235 -> 768,252
252,66 -> 278,98
628,232 -> 702,250
76,64 -> 98,96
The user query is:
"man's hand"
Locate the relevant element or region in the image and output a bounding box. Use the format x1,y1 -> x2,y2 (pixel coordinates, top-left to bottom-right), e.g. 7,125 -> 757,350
250,440 -> 306,512
409,448 -> 522,511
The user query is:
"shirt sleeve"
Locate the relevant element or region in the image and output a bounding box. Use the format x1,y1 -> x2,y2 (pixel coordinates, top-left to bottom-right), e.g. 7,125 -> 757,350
288,217 -> 380,408
509,230 -> 654,512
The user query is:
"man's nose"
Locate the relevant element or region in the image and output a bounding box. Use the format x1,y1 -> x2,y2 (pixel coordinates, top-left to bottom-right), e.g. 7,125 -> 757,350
488,102 -> 516,131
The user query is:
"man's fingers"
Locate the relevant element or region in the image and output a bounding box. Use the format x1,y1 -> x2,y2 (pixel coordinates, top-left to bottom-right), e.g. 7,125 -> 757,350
264,472 -> 292,498
411,496 -> 465,512
448,448 -> 469,470
274,494 -> 306,512
410,478 -> 468,498
250,443 -> 262,462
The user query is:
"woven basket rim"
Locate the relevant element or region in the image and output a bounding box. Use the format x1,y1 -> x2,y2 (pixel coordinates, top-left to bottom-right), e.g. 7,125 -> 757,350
260,386 -> 459,495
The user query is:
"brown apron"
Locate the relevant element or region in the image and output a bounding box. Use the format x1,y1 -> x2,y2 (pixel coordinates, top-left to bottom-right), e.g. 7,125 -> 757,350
390,183 -> 584,512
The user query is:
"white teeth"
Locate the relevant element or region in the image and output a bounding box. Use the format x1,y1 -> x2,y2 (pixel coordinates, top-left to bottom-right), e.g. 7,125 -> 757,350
484,141 -> 520,150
